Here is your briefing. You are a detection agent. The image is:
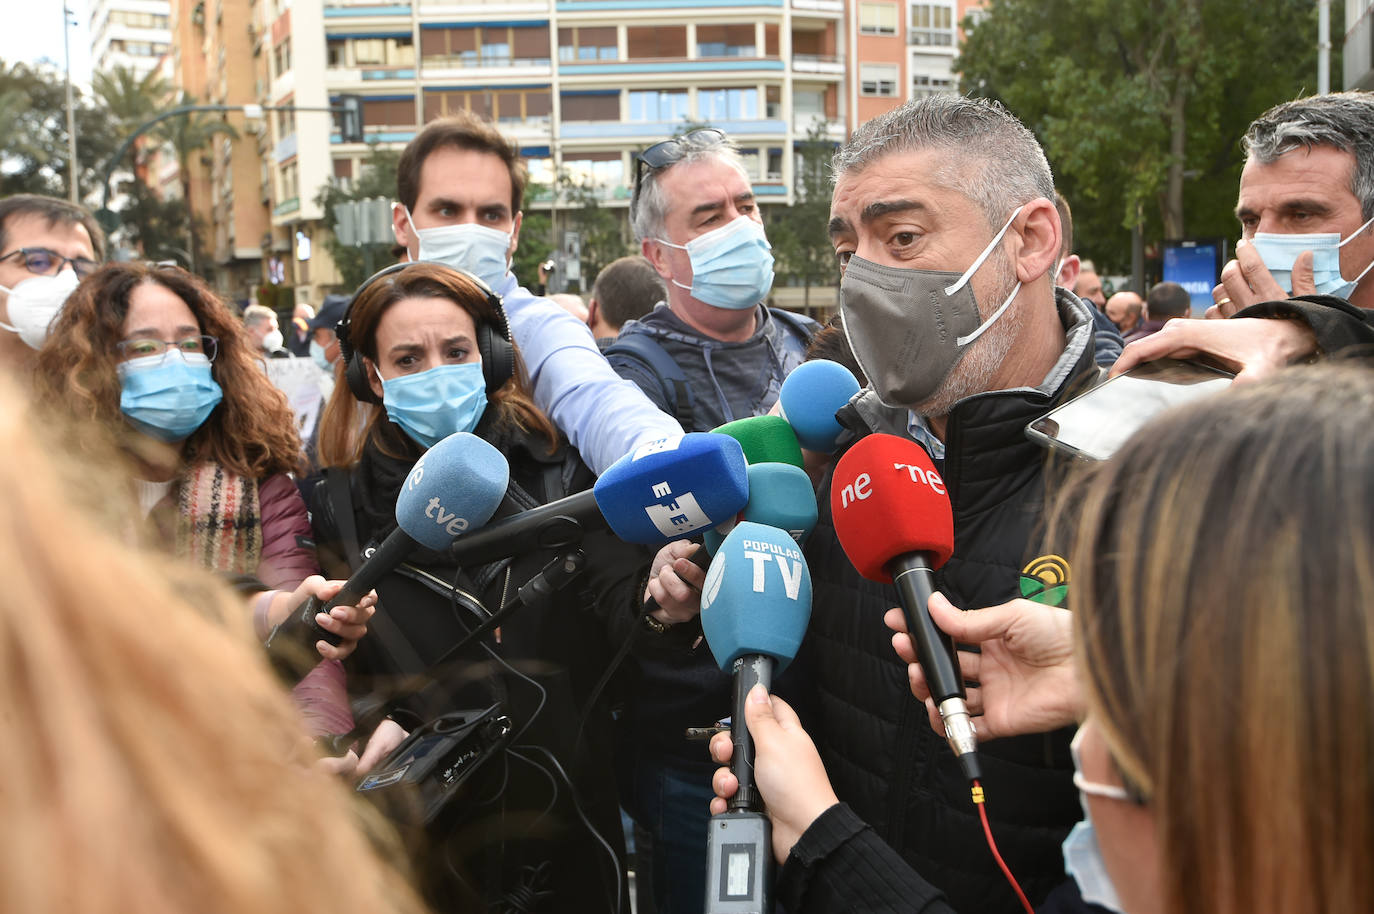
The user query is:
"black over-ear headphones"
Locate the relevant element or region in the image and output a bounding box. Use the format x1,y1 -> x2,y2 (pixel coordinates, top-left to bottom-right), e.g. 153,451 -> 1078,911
335,262 -> 515,404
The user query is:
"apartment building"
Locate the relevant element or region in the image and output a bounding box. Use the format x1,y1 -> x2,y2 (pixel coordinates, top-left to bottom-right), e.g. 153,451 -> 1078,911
91,0 -> 174,78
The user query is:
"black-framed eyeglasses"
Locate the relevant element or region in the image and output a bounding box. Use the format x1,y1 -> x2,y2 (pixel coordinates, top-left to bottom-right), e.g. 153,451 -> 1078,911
116,335 -> 219,362
0,247 -> 99,279
632,128 -> 729,206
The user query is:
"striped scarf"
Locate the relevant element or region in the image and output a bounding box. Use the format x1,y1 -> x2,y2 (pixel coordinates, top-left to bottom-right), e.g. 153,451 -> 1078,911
175,462 -> 262,575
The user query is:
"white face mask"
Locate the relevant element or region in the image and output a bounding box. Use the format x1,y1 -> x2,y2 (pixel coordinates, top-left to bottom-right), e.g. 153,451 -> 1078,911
262,328 -> 285,352
1062,727 -> 1130,913
0,270 -> 80,349
404,208 -> 512,290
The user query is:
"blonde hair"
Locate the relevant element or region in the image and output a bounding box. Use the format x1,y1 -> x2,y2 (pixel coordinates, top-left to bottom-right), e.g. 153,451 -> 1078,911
0,379 -> 429,914
1065,362 -> 1374,914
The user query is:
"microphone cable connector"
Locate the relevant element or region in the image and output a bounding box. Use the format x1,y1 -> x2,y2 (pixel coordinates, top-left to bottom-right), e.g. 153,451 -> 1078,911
938,696 -> 982,782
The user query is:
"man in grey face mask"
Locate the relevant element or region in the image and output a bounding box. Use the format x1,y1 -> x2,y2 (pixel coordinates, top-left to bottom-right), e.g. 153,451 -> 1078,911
791,95 -> 1100,914
0,194 -> 103,376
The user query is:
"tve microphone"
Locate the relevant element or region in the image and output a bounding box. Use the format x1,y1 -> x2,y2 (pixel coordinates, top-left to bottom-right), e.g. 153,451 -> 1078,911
265,433 -> 509,670
777,359 -> 861,453
442,432 -> 749,567
713,415 -> 804,469
704,462 -> 818,555
699,522 -> 812,914
829,433 -> 980,781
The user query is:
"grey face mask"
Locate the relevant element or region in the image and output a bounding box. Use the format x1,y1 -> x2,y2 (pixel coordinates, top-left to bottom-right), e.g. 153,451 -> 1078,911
840,206 -> 1023,409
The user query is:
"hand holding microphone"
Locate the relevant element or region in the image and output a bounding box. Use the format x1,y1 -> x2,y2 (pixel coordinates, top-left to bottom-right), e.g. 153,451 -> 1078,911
885,595 -> 1083,743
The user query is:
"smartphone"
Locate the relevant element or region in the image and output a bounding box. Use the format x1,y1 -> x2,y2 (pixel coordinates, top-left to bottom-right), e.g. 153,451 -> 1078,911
1026,358 -> 1233,461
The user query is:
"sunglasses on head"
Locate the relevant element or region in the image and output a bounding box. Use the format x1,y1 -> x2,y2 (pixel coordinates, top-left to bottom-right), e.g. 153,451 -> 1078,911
632,128 -> 729,206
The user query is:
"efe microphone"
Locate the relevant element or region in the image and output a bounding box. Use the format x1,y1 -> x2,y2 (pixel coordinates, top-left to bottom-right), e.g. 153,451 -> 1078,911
830,433 -> 981,781
264,432 -> 509,673
698,521 -> 813,914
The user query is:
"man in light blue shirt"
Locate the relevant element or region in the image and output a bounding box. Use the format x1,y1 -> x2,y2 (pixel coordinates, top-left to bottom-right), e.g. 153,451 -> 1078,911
388,111 -> 682,475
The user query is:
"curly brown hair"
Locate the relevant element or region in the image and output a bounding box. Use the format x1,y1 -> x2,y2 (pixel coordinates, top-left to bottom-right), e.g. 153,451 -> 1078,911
317,262 -> 556,468
32,262 -> 302,479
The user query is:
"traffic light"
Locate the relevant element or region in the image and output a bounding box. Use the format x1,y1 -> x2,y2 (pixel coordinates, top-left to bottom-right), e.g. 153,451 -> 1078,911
336,94 -> 364,144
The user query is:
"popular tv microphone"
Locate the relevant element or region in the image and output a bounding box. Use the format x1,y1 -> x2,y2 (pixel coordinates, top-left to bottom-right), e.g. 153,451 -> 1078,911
443,432 -> 750,568
713,415 -> 804,468
704,462 -> 818,555
264,432 -> 509,670
829,433 -> 980,781
699,521 -> 812,914
777,358 -> 861,453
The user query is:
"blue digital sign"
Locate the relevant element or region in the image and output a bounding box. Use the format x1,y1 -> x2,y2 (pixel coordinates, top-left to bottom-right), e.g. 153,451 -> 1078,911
1163,240 -> 1226,315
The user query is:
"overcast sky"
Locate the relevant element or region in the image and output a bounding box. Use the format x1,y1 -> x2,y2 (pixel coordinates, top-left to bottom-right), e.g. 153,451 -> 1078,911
0,2 -> 94,86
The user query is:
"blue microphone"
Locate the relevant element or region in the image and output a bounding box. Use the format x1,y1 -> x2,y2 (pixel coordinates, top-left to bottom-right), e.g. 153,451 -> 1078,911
265,433 -> 509,665
699,522 -> 812,914
778,358 -> 861,453
443,432 -> 749,567
704,462 -> 818,555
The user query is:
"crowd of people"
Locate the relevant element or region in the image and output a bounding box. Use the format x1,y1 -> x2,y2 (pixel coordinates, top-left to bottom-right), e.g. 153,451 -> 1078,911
0,88 -> 1371,914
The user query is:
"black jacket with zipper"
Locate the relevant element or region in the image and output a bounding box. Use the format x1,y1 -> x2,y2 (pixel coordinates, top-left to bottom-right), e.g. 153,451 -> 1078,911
795,291 -> 1100,914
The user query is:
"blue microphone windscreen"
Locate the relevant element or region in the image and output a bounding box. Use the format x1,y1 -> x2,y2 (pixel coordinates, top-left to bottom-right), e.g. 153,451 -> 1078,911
703,463 -> 817,554
778,359 -> 861,453
700,521 -> 812,672
395,432 -> 511,551
593,433 -> 748,544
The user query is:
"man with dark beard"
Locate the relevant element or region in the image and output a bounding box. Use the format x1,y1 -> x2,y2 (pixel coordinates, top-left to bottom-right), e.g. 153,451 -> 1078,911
799,94 -> 1096,913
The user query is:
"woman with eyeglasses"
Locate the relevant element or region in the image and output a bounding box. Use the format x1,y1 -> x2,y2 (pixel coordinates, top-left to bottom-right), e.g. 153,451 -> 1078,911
709,362 -> 1374,914
31,262 -> 373,742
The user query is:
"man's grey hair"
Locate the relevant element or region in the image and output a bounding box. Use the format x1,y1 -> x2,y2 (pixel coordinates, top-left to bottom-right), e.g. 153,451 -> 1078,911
832,95 -> 1056,229
242,304 -> 275,328
630,131 -> 753,242
1243,91 -> 1374,221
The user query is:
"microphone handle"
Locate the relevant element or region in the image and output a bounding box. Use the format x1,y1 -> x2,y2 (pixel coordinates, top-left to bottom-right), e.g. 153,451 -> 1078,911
325,526 -> 417,611
889,553 -> 963,704
728,654 -> 773,813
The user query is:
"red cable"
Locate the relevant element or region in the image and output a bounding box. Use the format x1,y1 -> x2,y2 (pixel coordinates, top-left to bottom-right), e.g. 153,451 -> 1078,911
972,779 -> 1036,914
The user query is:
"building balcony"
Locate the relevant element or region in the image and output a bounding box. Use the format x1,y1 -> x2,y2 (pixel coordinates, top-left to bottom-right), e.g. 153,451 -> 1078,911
557,118 -> 787,140
908,28 -> 955,49
557,56 -> 784,76
790,0 -> 842,14
274,133 -> 299,164
325,66 -> 419,87
790,53 -> 843,76
554,0 -> 784,9
323,1 -> 413,16
420,57 -> 554,80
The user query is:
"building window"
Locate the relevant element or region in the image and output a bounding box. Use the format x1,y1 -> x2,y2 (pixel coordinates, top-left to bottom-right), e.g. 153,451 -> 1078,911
558,26 -> 617,62
697,24 -> 756,57
698,87 -> 759,121
794,87 -> 825,119
911,72 -> 955,98
766,147 -> 783,180
426,88 -> 551,124
561,91 -> 621,122
859,63 -> 898,97
420,26 -> 549,67
345,36 -> 415,67
628,89 -> 688,122
272,38 -> 292,77
859,2 -> 898,36
910,3 -> 954,46
562,154 -> 626,197
626,26 -> 687,60
765,85 -> 782,119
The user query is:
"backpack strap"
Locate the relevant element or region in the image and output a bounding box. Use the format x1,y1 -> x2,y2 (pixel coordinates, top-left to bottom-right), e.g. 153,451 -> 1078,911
768,307 -> 820,357
604,331 -> 696,429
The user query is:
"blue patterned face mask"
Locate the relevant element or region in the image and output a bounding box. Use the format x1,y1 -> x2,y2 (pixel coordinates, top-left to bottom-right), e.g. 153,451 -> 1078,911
656,215 -> 775,310
118,350 -> 224,443
1251,213 -> 1374,299
1062,727 -> 1129,913
379,361 -> 488,447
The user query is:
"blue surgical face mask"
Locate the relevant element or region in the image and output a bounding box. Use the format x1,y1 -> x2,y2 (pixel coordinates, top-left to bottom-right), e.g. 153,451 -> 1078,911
656,215 -> 775,310
1251,213 -> 1374,299
310,339 -> 335,373
118,350 -> 224,443
1062,727 -> 1129,913
405,208 -> 512,290
379,361 -> 488,448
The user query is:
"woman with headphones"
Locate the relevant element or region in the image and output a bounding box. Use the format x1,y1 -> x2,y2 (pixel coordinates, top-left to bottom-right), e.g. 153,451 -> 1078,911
312,261 -> 645,913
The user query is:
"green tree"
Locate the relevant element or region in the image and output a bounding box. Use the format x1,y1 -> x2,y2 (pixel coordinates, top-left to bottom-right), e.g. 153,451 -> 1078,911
152,92 -> 239,274
770,119 -> 838,309
313,143 -> 403,290
511,177 -> 553,286
0,60 -> 119,201
93,65 -> 171,146
555,174 -> 634,293
114,176 -> 195,266
957,0 -> 1333,273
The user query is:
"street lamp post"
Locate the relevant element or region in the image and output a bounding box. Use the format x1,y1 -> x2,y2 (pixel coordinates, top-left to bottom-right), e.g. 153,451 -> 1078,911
63,5 -> 79,204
